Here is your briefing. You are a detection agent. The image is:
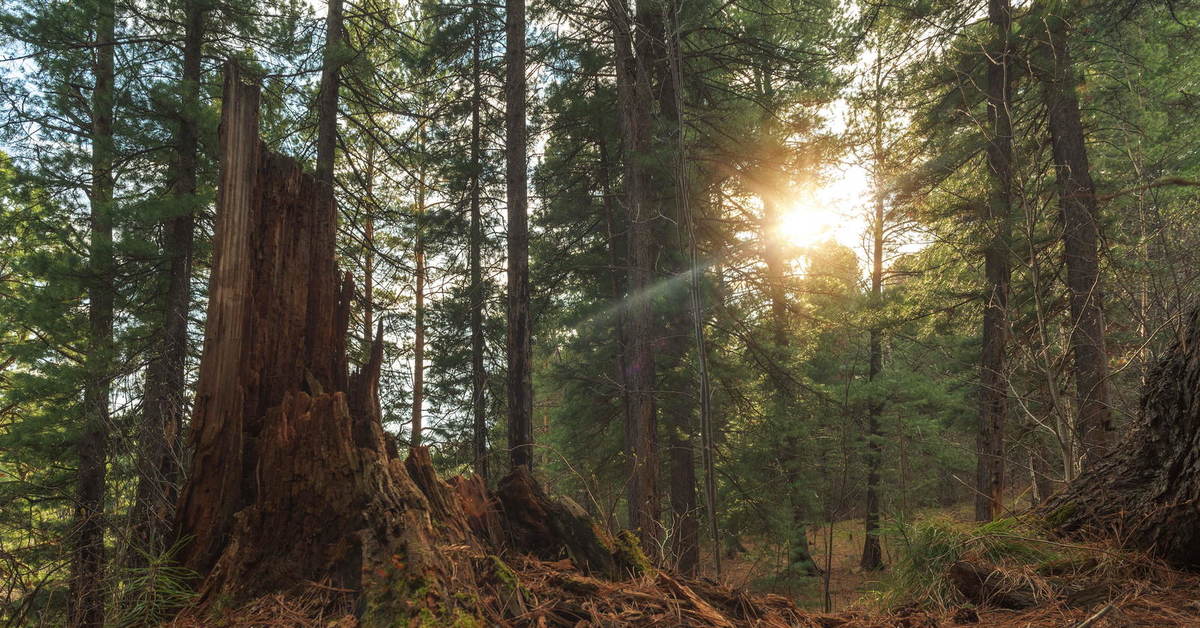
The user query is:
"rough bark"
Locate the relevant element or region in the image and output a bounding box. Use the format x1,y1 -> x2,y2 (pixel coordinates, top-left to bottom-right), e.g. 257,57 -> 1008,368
132,0 -> 204,563
1036,8 -> 1112,466
174,66 -> 349,578
470,8 -> 489,482
506,0 -> 535,472
1044,308 -> 1200,569
612,0 -> 661,555
173,65 -> 453,607
70,2 -> 114,625
975,0 -> 1013,523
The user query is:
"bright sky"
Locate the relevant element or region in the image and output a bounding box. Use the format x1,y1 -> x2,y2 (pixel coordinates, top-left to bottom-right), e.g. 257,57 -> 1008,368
776,162 -> 871,251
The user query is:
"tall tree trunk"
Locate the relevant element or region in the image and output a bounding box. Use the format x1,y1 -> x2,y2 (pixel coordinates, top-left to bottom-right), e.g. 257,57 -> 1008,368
363,145 -> 376,355
470,8 -> 488,483
505,0 -> 534,472
598,139 -> 634,461
131,0 -> 204,563
860,52 -> 887,572
611,0 -> 660,555
647,0 -> 699,575
412,134 -> 427,448
71,2 -> 115,624
316,0 -> 343,197
1036,7 -> 1112,466
861,191 -> 885,572
975,0 -> 1013,523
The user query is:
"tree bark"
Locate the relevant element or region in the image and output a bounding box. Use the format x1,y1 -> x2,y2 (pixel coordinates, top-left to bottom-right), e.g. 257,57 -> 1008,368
1045,307 -> 1200,569
470,7 -> 488,482
71,2 -> 115,625
506,0 -> 534,472
647,0 -> 701,576
975,0 -> 1013,523
611,0 -> 661,555
174,64 -> 390,600
1036,7 -> 1112,466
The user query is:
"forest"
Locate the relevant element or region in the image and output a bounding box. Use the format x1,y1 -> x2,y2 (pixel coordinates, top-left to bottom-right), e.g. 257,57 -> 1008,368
3,0 -> 1200,625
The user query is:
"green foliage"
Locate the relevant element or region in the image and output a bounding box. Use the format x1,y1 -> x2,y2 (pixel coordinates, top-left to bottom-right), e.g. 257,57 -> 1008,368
109,541 -> 199,628
876,517 -> 1058,609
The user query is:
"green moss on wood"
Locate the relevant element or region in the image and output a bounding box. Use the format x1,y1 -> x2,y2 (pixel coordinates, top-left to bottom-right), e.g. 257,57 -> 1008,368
614,530 -> 652,577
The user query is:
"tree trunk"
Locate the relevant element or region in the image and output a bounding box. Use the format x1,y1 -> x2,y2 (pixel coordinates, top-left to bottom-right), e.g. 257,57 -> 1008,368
71,3 -> 114,625
362,144 -> 376,355
132,0 -> 204,562
316,0 -> 343,197
1036,7 -> 1112,466
975,0 -> 1013,523
1045,307 -> 1200,569
412,133 -> 427,448
611,0 -> 661,555
470,8 -> 488,482
647,0 -> 701,575
505,0 -> 534,472
599,138 -> 636,484
861,194 -> 885,572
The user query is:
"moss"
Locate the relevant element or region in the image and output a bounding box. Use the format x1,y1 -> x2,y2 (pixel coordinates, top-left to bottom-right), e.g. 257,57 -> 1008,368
614,530 -> 652,577
489,555 -> 518,590
1044,502 -> 1078,529
359,555 -> 438,628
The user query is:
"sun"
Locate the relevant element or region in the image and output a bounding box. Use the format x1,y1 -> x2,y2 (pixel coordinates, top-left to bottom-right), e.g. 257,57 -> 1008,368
776,201 -> 842,249
774,166 -> 871,251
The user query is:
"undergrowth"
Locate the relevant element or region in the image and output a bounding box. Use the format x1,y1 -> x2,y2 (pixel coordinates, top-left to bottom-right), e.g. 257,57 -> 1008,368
869,515 -> 1171,611
109,540 -> 199,628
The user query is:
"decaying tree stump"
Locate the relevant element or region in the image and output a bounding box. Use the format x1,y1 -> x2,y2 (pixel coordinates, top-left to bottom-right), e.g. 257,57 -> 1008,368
1044,308 -> 1200,568
170,64 -> 808,627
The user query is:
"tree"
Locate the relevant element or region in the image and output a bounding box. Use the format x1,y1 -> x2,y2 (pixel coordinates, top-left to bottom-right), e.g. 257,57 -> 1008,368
131,0 -> 207,562
610,0 -> 662,555
506,0 -> 534,472
470,1 -> 489,480
975,0 -> 1013,523
71,1 -> 115,624
1034,2 -> 1112,466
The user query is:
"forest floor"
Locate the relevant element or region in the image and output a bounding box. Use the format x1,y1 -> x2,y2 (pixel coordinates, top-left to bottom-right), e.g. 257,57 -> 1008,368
719,502 -> 978,610
713,501 -> 1200,626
